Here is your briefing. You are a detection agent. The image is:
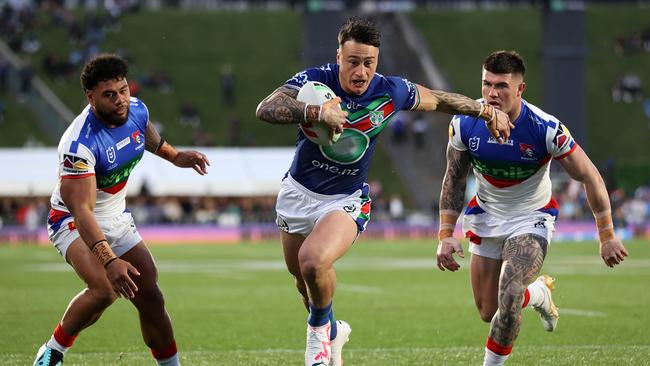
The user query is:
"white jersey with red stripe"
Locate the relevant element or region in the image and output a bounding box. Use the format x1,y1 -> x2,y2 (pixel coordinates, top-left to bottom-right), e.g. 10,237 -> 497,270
49,98 -> 148,222
449,99 -> 576,218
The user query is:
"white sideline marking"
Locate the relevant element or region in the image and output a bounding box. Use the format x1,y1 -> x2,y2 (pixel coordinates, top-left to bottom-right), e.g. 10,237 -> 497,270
559,308 -> 607,317
337,283 -> 384,293
22,256 -> 650,274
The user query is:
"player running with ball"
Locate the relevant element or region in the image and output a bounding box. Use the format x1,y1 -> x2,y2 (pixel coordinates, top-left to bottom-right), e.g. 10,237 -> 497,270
256,17 -> 513,366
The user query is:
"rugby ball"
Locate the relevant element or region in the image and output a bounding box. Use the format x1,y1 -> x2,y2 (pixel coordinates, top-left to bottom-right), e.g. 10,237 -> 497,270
297,81 -> 342,146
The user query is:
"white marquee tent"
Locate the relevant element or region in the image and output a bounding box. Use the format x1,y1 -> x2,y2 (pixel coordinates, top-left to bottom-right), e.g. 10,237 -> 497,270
1,147 -> 295,196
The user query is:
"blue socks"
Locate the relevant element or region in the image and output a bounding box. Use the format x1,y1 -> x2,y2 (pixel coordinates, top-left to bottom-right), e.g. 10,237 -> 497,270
308,302 -> 338,340
329,309 -> 338,340
308,302 -> 331,327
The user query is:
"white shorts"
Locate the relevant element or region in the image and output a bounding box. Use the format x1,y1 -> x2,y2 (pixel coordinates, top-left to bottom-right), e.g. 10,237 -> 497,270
47,209 -> 143,260
275,174 -> 371,236
462,197 -> 557,260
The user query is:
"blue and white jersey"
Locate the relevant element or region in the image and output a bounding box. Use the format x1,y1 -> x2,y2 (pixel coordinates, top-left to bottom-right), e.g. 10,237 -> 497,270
449,99 -> 577,218
49,97 -> 148,225
284,63 -> 419,195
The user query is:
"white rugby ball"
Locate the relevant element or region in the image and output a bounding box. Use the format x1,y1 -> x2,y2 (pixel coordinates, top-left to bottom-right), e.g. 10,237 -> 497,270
297,81 -> 342,146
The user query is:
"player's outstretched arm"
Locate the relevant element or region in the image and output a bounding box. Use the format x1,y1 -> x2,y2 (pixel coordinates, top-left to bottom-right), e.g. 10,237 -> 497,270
60,176 -> 140,298
436,145 -> 472,272
145,120 -> 210,175
255,86 -> 347,133
414,84 -> 514,143
557,146 -> 629,267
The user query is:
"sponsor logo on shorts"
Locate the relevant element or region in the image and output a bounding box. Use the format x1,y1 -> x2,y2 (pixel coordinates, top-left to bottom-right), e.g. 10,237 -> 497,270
276,216 -> 289,233
534,220 -> 546,229
343,205 -> 356,213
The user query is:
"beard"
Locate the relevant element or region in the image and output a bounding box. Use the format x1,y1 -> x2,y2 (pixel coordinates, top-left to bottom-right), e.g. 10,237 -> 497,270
94,105 -> 129,126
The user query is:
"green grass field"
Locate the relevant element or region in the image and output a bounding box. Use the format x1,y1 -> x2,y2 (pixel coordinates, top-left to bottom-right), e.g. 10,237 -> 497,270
1,239 -> 649,365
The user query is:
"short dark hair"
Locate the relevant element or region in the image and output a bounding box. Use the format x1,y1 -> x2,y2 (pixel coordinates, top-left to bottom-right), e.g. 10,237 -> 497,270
483,50 -> 526,76
80,54 -> 128,91
338,17 -> 381,47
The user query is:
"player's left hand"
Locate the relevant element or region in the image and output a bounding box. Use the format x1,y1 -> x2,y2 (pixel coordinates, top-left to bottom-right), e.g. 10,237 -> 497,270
173,150 -> 210,175
599,238 -> 628,268
489,108 -> 514,144
436,237 -> 465,272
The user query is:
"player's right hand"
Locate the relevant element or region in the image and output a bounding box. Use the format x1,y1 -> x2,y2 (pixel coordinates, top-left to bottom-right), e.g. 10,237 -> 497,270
599,239 -> 628,268
105,258 -> 141,298
436,237 -> 464,272
320,97 -> 348,134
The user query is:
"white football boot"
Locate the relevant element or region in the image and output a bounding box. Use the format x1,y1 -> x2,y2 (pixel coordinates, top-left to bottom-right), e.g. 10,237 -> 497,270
305,323 -> 331,366
33,344 -> 64,366
532,274 -> 559,332
330,320 -> 352,366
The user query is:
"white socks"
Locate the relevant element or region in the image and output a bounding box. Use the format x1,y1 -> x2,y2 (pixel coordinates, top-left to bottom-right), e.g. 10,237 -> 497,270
156,353 -> 180,366
46,336 -> 68,354
483,347 -> 510,366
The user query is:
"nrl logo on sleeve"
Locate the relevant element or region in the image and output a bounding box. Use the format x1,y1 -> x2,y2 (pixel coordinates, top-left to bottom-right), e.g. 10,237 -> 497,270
369,110 -> 384,126
62,154 -> 90,173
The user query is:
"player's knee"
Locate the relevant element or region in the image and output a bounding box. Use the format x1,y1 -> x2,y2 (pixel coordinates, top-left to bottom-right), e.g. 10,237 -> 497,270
478,308 -> 495,323
475,298 -> 497,322
298,254 -> 328,283
477,303 -> 496,322
137,285 -> 165,306
86,286 -> 118,308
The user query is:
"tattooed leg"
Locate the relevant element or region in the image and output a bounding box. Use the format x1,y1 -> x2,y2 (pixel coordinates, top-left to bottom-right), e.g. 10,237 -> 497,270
489,233 -> 548,346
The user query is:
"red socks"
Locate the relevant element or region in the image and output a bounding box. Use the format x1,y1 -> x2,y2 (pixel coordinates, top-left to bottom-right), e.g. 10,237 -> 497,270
151,340 -> 178,360
53,323 -> 77,348
486,337 -> 512,356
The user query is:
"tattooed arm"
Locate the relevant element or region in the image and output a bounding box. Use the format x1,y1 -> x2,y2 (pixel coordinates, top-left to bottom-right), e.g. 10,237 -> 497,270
414,84 -> 513,142
440,145 -> 472,214
436,144 -> 472,272
255,86 -> 347,133
144,120 -> 210,175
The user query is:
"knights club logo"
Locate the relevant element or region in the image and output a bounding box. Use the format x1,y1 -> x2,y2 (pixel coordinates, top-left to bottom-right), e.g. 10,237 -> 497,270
469,136 -> 480,151
519,143 -> 537,159
106,146 -> 116,163
131,130 -> 142,144
369,110 -> 384,126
